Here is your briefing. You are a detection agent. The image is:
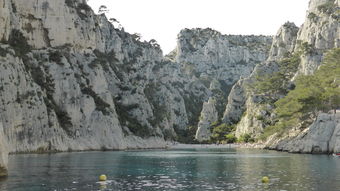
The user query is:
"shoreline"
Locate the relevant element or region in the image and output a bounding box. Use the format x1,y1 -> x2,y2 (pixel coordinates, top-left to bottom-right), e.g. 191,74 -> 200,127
168,143 -> 265,149
8,143 -> 265,156
6,143 -> 336,157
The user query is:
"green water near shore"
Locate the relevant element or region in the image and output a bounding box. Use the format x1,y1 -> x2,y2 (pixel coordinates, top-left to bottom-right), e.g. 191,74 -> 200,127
1,148 -> 340,190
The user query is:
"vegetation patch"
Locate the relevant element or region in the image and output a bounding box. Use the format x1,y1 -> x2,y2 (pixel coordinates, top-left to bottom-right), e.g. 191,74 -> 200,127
49,50 -> 64,66
81,87 -> 111,115
317,1 -> 336,15
183,92 -> 205,127
114,100 -> 153,138
144,83 -> 169,127
65,0 -> 74,8
174,126 -> 198,144
261,48 -> 340,140
308,12 -> 318,22
89,49 -> 119,71
301,42 -> 316,55
23,23 -> 34,34
0,46 -> 12,57
209,122 -> 236,144
16,90 -> 36,104
238,133 -> 255,143
11,2 -> 17,13
24,61 -> 74,136
8,29 -> 31,57
76,3 -> 92,20
253,52 -> 301,99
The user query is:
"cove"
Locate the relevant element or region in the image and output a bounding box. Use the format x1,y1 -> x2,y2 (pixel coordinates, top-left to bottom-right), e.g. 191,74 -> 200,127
1,147 -> 340,190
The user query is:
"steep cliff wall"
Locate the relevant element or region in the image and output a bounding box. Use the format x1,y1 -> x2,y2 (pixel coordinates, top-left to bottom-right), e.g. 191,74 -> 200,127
0,0 -> 274,176
223,0 -> 340,152
173,28 -> 272,141
267,112 -> 340,153
223,22 -> 299,137
0,0 -> 175,176
295,0 -> 340,75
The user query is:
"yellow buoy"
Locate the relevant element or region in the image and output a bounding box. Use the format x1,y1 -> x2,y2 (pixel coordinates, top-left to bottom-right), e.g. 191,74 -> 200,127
99,174 -> 107,181
261,176 -> 269,183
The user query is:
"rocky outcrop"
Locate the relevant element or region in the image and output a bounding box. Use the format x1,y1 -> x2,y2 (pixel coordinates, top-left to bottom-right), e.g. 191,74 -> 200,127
222,80 -> 246,124
222,0 -> 340,151
195,98 -> 218,141
267,112 -> 340,153
174,28 -> 272,140
295,0 -> 340,75
176,28 -> 271,86
223,22 -> 299,138
269,22 -> 299,60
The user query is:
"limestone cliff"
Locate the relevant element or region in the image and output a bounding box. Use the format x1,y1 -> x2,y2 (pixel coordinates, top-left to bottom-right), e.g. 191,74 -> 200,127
224,0 -> 340,152
223,22 -> 299,138
295,0 -> 340,75
267,112 -> 340,153
0,0 -> 173,176
195,98 -> 218,142
173,28 -> 272,141
0,0 -> 273,176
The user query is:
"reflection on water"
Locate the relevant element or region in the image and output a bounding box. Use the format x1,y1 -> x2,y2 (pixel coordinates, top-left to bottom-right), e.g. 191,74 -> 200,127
1,148 -> 340,190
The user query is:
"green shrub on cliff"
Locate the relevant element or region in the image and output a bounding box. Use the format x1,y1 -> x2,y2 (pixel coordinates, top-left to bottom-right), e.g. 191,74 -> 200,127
210,123 -> 236,143
8,29 -> 31,57
317,0 -> 336,15
225,134 -> 237,143
238,133 -> 255,143
254,52 -> 301,97
262,48 -> 340,139
276,48 -> 340,116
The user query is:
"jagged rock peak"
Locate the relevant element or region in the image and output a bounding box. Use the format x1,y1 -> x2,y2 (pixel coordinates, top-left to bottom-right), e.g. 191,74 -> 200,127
177,28 -> 272,58
307,0 -> 339,12
195,98 -> 218,142
175,27 -> 272,85
295,0 -> 339,75
268,22 -> 299,60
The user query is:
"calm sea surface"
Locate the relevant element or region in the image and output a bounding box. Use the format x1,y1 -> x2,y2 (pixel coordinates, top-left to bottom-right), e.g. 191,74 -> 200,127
1,148 -> 340,191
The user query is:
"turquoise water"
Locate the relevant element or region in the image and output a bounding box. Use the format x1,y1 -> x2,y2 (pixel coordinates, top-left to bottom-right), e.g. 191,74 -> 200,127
1,148 -> 340,190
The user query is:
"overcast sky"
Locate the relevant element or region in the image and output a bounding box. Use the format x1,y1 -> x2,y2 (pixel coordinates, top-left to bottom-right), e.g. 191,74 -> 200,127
87,0 -> 310,54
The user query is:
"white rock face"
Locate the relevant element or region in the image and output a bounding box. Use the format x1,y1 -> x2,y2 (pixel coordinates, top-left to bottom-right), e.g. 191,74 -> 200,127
295,0 -> 340,75
0,0 -> 105,49
174,28 -> 272,141
224,0 -> 340,150
0,0 -> 172,176
176,28 -> 272,85
269,22 -> 299,60
222,80 -> 246,124
195,98 -> 218,141
0,0 -> 274,175
223,23 -> 299,137
267,112 -> 340,153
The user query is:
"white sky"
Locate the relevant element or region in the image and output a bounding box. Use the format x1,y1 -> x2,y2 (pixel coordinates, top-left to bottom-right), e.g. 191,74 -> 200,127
87,0 -> 310,54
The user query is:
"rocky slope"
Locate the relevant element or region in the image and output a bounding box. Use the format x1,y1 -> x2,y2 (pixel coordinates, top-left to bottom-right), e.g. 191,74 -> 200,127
0,0 -> 273,176
223,22 -> 300,137
224,0 -> 340,152
267,111 -> 340,153
173,28 -> 272,141
295,0 -> 340,75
